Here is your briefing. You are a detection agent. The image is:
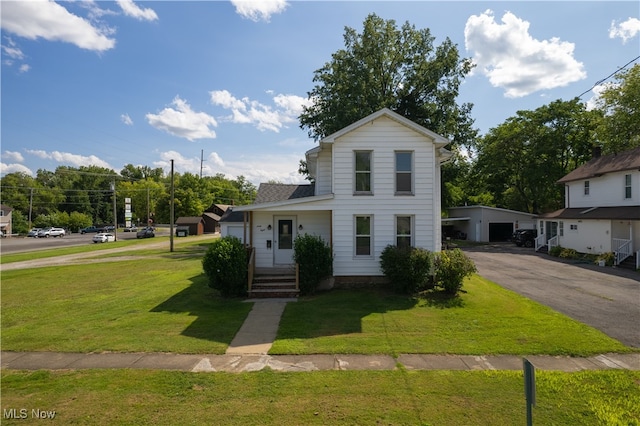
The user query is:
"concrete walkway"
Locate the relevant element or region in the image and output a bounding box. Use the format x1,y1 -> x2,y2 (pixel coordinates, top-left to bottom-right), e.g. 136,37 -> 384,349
2,299 -> 639,373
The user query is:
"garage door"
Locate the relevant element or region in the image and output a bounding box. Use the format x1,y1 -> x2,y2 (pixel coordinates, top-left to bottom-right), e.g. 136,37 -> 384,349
489,222 -> 513,242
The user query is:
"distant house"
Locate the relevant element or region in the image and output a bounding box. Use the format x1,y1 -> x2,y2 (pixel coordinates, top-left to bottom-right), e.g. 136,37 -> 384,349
202,203 -> 231,233
446,206 -> 536,242
0,204 -> 13,237
537,146 -> 640,266
223,108 -> 452,283
175,216 -> 205,236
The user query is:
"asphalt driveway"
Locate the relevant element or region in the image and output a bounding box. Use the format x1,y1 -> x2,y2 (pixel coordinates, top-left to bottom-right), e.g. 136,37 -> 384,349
462,243 -> 640,348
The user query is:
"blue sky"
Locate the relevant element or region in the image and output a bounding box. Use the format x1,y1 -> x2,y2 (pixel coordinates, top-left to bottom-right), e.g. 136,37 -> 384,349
2,1 -> 639,185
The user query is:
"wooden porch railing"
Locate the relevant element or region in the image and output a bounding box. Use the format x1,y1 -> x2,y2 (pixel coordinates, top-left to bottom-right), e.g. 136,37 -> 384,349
247,247 -> 255,293
534,234 -> 546,251
548,235 -> 559,251
613,238 -> 632,266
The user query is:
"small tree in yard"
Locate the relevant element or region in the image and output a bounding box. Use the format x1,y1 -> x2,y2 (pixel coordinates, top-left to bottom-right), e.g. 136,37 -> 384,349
202,236 -> 247,298
433,249 -> 477,295
293,234 -> 333,295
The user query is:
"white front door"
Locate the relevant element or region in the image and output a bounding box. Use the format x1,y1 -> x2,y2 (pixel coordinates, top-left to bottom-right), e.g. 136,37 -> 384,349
274,216 -> 296,265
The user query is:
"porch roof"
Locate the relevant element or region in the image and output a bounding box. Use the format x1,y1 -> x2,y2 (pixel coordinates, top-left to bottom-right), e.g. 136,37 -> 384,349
538,206 -> 640,220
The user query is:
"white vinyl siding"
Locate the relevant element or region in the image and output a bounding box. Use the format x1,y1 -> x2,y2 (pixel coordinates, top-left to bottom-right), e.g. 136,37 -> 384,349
315,146 -> 333,195
330,116 -> 441,276
565,170 -> 640,208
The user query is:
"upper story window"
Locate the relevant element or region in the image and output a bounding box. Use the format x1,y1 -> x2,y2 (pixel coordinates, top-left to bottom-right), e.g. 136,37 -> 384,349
396,216 -> 412,249
355,215 -> 372,256
625,174 -> 632,199
584,180 -> 589,196
395,151 -> 413,194
354,151 -> 372,194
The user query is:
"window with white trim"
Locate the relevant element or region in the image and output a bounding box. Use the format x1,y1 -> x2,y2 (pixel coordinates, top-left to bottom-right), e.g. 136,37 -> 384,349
570,224 -> 578,231
559,221 -> 564,237
396,216 -> 412,249
354,151 -> 372,194
355,215 -> 372,256
625,174 -> 632,199
395,151 -> 413,194
584,180 -> 589,195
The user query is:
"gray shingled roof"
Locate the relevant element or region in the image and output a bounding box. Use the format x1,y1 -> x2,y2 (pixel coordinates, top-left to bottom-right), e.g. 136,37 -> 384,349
539,206 -> 640,220
254,183 -> 315,204
219,208 -> 246,223
558,146 -> 640,183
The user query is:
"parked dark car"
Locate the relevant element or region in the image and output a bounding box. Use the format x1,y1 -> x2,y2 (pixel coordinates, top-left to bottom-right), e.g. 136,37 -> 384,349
514,229 -> 537,248
80,226 -> 102,234
136,228 -> 155,239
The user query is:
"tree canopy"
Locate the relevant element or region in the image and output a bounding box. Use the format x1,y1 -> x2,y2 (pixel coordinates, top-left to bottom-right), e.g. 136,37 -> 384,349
299,13 -> 477,147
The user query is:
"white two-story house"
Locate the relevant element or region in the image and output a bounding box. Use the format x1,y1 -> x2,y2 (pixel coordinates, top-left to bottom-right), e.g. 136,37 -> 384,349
223,108 -> 452,284
536,146 -> 640,267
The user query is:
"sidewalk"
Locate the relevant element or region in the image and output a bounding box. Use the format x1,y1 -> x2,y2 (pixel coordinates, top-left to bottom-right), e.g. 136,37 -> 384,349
2,298 -> 639,373
2,351 -> 638,373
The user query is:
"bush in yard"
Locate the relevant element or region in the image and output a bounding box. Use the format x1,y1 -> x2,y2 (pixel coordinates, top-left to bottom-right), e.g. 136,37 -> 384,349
380,245 -> 434,294
293,234 -> 333,295
202,236 -> 247,297
559,248 -> 578,259
549,245 -> 563,257
433,249 -> 477,295
596,252 -> 615,267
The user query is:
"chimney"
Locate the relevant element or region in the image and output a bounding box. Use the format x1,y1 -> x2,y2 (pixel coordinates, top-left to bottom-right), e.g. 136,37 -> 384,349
592,146 -> 602,159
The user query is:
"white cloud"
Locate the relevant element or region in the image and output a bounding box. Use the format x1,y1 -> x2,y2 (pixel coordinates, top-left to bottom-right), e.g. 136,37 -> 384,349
1,37 -> 24,60
464,10 -> 586,98
584,82 -> 617,111
25,149 -> 112,169
609,18 -> 640,44
231,0 -> 289,22
0,1 -> 116,52
1,162 -> 33,176
146,96 -> 218,141
153,150 -> 305,185
19,64 -> 30,73
210,90 -> 311,132
116,0 -> 158,22
121,113 -> 133,125
2,151 -> 25,163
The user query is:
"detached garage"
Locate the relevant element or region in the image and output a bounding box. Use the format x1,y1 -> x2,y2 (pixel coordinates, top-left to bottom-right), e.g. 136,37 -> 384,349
446,206 -> 536,243
175,217 -> 205,236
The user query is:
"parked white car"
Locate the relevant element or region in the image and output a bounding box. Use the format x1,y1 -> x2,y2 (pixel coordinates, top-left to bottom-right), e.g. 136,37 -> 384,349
27,228 -> 42,237
49,227 -> 66,237
92,233 -> 115,243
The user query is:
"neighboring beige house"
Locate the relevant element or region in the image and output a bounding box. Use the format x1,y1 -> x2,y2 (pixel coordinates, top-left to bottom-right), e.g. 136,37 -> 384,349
0,204 -> 13,237
537,146 -> 640,267
223,108 -> 452,282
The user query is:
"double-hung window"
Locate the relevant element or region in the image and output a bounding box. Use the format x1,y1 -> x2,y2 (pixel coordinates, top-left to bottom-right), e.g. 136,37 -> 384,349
395,151 -> 413,194
396,216 -> 412,249
355,215 -> 372,256
625,174 -> 632,199
354,151 -> 372,194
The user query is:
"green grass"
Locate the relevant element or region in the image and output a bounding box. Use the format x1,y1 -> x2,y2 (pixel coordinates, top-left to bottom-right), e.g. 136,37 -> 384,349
1,369 -> 638,425
1,244 -> 251,354
271,277 -> 631,357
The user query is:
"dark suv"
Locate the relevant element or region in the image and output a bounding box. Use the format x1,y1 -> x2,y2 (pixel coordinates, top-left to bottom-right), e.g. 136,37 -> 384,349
513,229 -> 537,248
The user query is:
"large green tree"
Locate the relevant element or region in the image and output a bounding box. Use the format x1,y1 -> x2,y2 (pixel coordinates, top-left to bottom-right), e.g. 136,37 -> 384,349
299,13 -> 477,147
473,99 -> 598,213
593,64 -> 640,154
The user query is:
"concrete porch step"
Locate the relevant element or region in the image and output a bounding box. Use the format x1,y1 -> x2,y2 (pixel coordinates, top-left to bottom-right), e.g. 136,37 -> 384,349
248,287 -> 299,298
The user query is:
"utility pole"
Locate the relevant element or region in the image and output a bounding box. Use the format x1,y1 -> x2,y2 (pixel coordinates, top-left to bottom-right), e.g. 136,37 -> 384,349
28,188 -> 34,229
170,159 -> 174,252
200,149 -> 204,178
111,179 -> 117,241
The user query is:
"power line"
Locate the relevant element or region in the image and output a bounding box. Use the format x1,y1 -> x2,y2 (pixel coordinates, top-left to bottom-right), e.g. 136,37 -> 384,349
577,55 -> 640,99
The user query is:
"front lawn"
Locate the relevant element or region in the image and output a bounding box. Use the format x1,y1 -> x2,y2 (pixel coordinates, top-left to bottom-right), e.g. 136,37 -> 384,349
271,276 -> 631,356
